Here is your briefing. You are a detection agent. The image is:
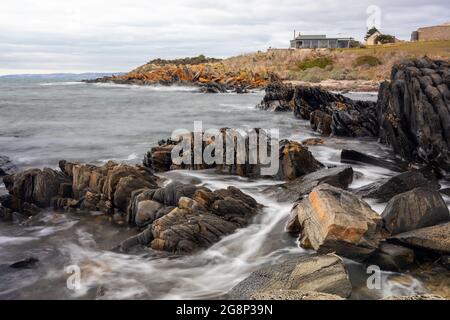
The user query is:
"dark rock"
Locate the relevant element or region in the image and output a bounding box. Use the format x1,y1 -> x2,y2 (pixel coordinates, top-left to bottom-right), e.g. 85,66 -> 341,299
0,155 -> 16,176
9,257 -> 39,269
382,188 -> 450,235
265,165 -> 353,202
341,149 -> 407,172
366,242 -> 415,272
382,294 -> 445,300
228,254 -> 352,299
440,188 -> 450,197
354,170 -> 440,202
377,58 -> 450,171
388,222 -> 450,254
256,82 -> 294,112
439,255 -> 450,270
293,184 -> 383,260
310,110 -> 332,135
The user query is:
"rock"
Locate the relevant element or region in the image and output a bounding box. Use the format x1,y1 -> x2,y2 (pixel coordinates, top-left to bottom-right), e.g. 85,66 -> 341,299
228,254 -> 352,299
9,257 -> 39,269
382,294 -> 445,300
388,222 -> 450,254
440,188 -> 450,197
438,255 -> 450,270
122,184 -> 261,253
276,139 -> 324,180
134,200 -> 163,227
310,110 -> 332,135
293,184 -> 383,260
3,168 -> 70,209
366,242 -> 415,272
256,82 -> 294,112
377,58 -> 450,171
113,175 -> 157,213
355,170 -> 440,202
145,133 -> 324,181
341,149 -> 407,172
266,166 -> 353,202
382,188 -> 450,235
301,137 -> 325,146
250,290 -> 345,300
0,155 -> 16,176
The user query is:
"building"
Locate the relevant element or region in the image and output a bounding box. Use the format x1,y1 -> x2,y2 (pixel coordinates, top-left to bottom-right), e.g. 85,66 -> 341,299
290,33 -> 353,49
411,22 -> 450,41
366,30 -> 382,46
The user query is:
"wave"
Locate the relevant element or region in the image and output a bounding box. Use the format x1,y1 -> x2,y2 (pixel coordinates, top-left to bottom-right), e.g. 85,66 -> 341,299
39,82 -> 84,86
90,83 -> 200,92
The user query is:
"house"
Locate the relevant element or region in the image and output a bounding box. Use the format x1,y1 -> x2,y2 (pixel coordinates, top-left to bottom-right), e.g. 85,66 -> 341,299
411,22 -> 450,41
290,33 -> 353,49
366,30 -> 382,46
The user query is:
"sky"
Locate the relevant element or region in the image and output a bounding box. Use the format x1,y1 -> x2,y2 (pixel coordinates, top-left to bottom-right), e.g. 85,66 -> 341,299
0,0 -> 449,75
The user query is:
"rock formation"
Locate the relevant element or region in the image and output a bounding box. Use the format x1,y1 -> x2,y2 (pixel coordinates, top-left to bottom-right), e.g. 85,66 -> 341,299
377,58 -> 450,171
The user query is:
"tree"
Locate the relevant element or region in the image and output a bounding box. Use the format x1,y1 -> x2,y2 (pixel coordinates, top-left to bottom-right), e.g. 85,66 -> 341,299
365,27 -> 379,41
375,34 -> 395,44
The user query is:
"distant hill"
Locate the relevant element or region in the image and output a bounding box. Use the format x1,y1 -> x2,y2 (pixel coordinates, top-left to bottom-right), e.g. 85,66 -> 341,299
0,72 -> 124,81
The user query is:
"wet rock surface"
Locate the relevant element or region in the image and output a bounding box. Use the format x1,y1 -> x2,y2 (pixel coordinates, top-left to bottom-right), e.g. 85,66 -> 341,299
366,242 -> 415,272
228,254 -> 352,299
292,184 -> 383,260
122,182 -> 262,254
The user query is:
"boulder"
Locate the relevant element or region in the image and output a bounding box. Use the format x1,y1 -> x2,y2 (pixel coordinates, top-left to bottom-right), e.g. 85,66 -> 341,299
293,184 -> 383,260
355,170 -> 440,202
266,165 -> 353,203
377,58 -> 450,171
0,155 -> 16,176
388,222 -> 450,254
382,188 -> 450,235
366,242 -> 415,272
228,254 -> 352,299
341,149 -> 407,172
256,82 -> 294,112
382,294 -> 445,300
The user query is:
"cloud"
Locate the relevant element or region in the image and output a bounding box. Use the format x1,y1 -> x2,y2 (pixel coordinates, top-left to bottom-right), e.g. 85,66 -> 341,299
0,0 -> 448,74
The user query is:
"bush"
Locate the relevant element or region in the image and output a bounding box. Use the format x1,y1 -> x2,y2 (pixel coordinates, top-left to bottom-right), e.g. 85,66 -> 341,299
375,34 -> 395,44
297,57 -> 333,70
353,55 -> 382,67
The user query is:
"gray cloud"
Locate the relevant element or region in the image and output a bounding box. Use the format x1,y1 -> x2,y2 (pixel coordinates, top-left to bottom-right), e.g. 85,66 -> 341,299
0,0 -> 448,74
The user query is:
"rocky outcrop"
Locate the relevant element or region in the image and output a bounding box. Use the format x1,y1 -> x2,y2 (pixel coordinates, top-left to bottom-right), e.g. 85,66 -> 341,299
292,184 -> 383,260
257,84 -> 379,137
250,290 -> 345,300
1,161 -> 159,217
265,165 -> 353,203
144,133 -> 324,180
388,222 -> 450,255
0,156 -> 16,176
354,170 -> 440,202
381,188 -> 450,235
377,58 -> 450,171
228,254 -> 352,299
121,183 -> 261,253
84,62 -> 274,92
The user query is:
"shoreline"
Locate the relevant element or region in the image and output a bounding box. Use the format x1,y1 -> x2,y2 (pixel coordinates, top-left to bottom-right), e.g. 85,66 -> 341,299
284,79 -> 382,92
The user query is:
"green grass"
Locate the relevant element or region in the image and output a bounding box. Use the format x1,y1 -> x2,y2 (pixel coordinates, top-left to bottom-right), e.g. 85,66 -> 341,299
353,55 -> 382,67
297,57 -> 333,70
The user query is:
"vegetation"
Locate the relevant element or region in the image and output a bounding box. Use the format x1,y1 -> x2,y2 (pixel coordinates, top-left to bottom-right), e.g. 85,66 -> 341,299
296,57 -> 333,70
365,27 -> 379,40
353,55 -> 382,67
148,55 -> 221,66
375,34 -> 396,44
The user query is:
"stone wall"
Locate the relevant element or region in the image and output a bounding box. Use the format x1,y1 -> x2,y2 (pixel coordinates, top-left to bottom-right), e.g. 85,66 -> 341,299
417,25 -> 450,41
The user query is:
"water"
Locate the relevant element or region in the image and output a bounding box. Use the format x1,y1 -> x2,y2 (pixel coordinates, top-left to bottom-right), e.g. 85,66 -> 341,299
0,79 -> 428,299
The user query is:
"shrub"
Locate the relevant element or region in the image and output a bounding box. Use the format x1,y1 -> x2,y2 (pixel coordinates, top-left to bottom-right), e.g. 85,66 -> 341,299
353,55 -> 382,67
297,57 -> 333,70
375,34 -> 395,44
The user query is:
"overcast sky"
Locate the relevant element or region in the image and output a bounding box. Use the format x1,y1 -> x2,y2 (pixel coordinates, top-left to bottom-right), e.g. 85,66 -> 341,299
0,0 -> 448,75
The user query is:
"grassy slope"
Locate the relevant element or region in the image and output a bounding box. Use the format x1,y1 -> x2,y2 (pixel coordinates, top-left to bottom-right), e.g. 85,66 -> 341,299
222,41 -> 450,83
